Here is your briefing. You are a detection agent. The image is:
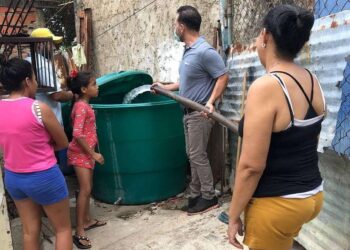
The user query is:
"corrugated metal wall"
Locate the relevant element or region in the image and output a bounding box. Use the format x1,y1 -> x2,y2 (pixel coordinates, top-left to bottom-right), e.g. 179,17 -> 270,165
221,9 -> 350,250
297,150 -> 350,249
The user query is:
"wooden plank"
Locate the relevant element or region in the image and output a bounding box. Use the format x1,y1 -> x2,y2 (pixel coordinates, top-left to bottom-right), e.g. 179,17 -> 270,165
79,8 -> 92,71
85,8 -> 92,71
235,71 -> 248,166
213,27 -> 218,49
77,10 -> 84,18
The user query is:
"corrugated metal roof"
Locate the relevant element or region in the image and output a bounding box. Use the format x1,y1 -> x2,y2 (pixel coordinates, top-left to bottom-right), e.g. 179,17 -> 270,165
220,10 -> 350,152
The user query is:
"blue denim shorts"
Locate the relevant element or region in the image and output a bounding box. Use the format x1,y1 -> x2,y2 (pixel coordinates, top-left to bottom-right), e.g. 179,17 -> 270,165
4,165 -> 68,206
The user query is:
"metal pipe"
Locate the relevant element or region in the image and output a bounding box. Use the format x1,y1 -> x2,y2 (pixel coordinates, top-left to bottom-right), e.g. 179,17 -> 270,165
227,0 -> 233,46
151,86 -> 238,133
10,0 -> 28,36
0,0 -> 15,34
11,0 -> 35,36
221,0 -> 227,27
3,0 -> 21,35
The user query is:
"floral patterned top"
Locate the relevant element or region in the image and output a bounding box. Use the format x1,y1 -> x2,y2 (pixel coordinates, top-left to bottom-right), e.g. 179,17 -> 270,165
67,100 -> 98,169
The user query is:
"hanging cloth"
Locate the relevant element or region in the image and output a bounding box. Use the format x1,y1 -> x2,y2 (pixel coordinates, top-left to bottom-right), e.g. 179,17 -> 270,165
72,44 -> 87,68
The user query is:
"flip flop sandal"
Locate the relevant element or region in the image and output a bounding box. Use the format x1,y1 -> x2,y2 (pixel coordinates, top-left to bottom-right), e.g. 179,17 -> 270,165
84,219 -> 107,231
73,234 -> 91,249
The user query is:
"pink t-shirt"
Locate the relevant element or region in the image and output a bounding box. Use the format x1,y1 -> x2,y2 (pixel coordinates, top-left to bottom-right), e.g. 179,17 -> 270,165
0,97 -> 56,173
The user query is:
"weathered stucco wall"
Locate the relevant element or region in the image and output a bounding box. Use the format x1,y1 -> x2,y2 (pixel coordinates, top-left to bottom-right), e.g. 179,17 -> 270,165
230,0 -> 313,45
76,0 -> 220,81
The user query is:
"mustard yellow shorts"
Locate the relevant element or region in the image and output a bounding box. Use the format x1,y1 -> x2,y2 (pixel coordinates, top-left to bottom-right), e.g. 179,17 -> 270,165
243,192 -> 323,250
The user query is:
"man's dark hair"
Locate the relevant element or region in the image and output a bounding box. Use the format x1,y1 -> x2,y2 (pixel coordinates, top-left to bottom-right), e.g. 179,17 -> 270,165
263,4 -> 314,60
176,6 -> 202,32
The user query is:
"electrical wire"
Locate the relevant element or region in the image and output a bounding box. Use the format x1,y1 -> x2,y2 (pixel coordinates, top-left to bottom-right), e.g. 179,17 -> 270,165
96,0 -> 157,38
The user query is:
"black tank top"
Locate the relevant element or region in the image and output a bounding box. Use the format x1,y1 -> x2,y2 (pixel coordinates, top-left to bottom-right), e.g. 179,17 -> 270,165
238,69 -> 325,197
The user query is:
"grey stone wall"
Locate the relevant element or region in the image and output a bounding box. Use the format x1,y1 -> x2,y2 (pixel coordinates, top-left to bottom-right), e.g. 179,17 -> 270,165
76,0 -> 220,82
231,0 -> 313,45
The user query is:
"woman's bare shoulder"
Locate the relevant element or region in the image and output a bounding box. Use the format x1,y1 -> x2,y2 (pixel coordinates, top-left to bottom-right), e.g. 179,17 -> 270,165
247,74 -> 281,98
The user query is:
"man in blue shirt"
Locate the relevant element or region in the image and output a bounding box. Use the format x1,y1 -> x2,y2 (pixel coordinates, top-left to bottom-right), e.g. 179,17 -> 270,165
154,6 -> 228,215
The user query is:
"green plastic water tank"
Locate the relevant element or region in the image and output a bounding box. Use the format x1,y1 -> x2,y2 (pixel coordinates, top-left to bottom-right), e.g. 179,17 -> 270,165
90,71 -> 187,204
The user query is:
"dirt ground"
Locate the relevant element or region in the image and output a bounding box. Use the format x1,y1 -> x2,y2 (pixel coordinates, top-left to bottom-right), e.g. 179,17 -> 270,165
9,175 -> 306,250
42,195 -> 246,250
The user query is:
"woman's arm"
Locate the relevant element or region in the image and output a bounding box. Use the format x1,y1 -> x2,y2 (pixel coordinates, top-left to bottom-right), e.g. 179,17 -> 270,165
40,102 -> 68,151
228,76 -> 277,247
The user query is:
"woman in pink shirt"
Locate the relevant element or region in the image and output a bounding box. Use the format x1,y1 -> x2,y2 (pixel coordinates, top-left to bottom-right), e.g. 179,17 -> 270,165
0,57 -> 72,250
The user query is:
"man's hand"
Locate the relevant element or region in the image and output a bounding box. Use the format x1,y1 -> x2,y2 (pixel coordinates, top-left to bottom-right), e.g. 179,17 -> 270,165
201,102 -> 215,118
151,82 -> 165,94
151,81 -> 179,93
50,90 -> 73,102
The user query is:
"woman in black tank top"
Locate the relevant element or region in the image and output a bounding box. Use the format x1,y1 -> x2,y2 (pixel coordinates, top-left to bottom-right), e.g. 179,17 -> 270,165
227,5 -> 325,250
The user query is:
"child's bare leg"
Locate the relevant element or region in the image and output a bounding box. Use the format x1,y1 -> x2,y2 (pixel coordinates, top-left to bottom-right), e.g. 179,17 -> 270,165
84,170 -> 93,224
74,166 -> 92,246
83,171 -> 106,229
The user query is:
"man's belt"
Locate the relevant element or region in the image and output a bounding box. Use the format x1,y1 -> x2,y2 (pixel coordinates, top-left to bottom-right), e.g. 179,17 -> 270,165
183,107 -> 196,115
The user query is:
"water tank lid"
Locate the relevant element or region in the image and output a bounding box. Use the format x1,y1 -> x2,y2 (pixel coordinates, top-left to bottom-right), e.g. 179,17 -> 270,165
96,71 -> 153,96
